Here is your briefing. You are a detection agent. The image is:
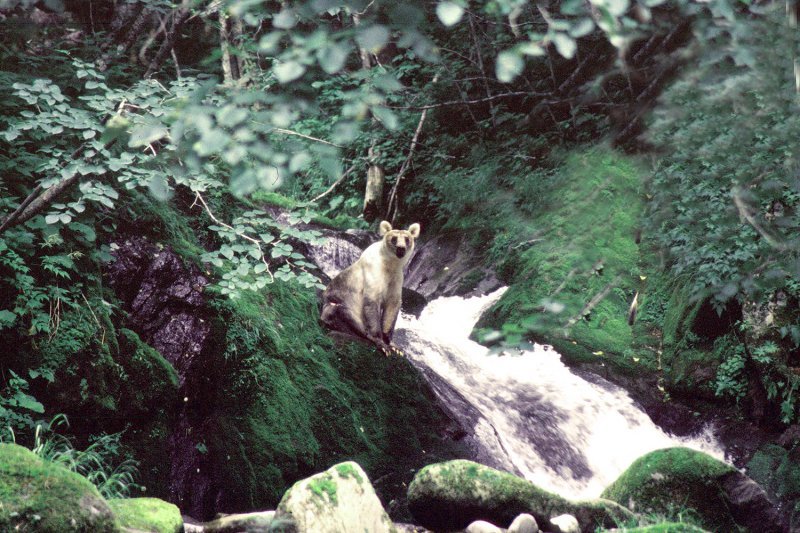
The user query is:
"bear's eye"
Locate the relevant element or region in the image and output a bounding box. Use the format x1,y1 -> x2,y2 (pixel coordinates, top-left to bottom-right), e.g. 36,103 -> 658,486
391,236 -> 397,245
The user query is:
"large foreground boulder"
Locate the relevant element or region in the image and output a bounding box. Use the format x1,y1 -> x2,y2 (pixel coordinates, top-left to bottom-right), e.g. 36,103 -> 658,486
275,461 -> 395,533
601,447 -> 784,532
407,460 -> 633,532
0,443 -> 119,532
108,497 -> 182,533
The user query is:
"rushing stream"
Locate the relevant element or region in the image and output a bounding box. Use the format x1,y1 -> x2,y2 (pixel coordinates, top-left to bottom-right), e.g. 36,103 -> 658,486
395,288 -> 726,500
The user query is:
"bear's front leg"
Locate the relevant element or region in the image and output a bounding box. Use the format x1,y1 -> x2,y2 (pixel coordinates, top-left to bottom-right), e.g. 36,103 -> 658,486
363,299 -> 391,352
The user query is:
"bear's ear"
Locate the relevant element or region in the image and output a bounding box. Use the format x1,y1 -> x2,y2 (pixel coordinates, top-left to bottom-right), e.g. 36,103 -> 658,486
408,223 -> 420,238
379,221 -> 392,236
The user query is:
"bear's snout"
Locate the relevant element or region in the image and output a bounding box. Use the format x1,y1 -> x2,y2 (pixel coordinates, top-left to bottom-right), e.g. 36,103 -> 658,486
395,247 -> 407,258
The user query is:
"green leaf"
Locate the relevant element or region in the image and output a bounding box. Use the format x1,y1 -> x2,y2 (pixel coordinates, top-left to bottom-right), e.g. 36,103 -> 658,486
289,151 -> 312,173
101,114 -> 130,144
604,0 -> 629,17
273,8 -> 297,29
436,2 -> 464,26
496,50 -> 524,82
569,18 -> 595,38
273,61 -> 306,83
82,129 -> 97,140
356,25 -> 390,53
148,175 -> 171,201
12,393 -> 44,413
518,41 -> 545,56
0,310 -> 17,327
552,33 -> 576,59
317,42 -> 350,74
372,107 -> 399,130
45,214 -> 61,225
193,129 -> 230,157
259,32 -> 283,53
128,123 -> 168,148
217,105 -> 248,128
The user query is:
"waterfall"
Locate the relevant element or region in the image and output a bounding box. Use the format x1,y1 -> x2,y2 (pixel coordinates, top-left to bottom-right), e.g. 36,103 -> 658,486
394,288 -> 726,500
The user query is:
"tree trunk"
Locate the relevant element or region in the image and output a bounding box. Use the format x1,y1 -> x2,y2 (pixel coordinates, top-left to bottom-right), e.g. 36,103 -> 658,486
363,163 -> 385,222
144,1 -> 191,79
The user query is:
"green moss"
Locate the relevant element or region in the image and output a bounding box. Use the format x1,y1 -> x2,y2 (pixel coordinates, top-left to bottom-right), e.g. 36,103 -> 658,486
250,191 -> 298,209
601,448 -> 741,532
408,459 -> 633,531
603,523 -> 709,532
476,146 -> 647,373
335,462 -> 364,483
0,443 -> 119,532
249,190 -> 364,229
108,497 -> 182,533
308,474 -> 339,505
747,444 -> 800,500
200,280 -> 463,516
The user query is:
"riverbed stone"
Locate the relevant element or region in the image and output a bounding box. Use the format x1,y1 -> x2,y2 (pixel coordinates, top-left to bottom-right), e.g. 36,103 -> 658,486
508,513 -> 538,533
550,514 -> 579,533
465,519 -> 504,533
407,459 -> 633,532
275,461 -> 394,533
601,447 -> 784,532
0,443 -> 119,532
108,497 -> 182,533
200,511 -> 277,532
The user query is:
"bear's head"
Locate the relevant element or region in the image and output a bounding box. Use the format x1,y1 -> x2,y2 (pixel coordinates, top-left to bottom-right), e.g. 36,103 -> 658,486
379,221 -> 420,260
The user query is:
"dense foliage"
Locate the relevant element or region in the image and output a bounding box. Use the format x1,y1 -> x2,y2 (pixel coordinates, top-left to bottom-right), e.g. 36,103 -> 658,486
648,4 -> 800,424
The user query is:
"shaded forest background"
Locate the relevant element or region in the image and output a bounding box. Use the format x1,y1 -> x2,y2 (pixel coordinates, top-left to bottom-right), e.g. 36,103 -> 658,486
1,0 -> 799,524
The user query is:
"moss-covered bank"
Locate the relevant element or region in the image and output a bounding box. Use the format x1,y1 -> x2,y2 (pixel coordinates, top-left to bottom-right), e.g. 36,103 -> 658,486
476,146 -> 649,374
198,280 -> 464,516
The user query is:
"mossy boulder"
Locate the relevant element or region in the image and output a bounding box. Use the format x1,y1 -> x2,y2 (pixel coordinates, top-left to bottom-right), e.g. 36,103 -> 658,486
108,497 -> 182,533
407,459 -> 633,532
275,461 -> 395,532
601,447 -> 783,532
0,443 -> 119,532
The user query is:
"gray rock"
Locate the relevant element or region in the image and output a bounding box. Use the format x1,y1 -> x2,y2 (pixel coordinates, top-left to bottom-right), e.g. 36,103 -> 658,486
549,514 -> 579,533
201,511 -> 276,532
466,520 -> 504,533
721,472 -> 784,533
508,513 -> 538,533
275,461 -> 394,533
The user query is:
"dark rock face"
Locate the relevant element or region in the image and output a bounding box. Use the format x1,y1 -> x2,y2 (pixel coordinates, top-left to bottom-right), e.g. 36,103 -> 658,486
106,238 -> 212,384
405,232 -> 502,301
721,472 -> 786,533
106,237 -> 218,518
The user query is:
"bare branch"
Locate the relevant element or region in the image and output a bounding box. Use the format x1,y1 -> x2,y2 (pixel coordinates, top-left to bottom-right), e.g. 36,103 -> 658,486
387,91 -> 539,111
191,192 -> 274,283
386,73 -> 440,222
732,187 -> 793,251
311,164 -> 357,203
270,128 -> 341,147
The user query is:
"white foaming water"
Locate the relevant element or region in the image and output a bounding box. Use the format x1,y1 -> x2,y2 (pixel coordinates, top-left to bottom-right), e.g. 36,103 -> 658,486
396,288 -> 725,499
